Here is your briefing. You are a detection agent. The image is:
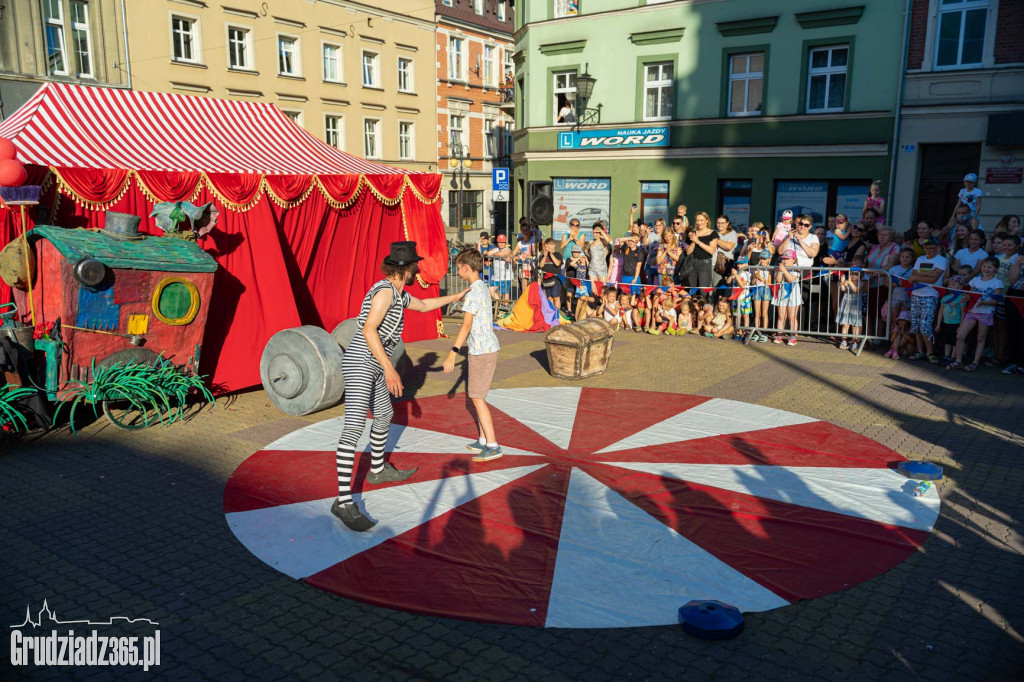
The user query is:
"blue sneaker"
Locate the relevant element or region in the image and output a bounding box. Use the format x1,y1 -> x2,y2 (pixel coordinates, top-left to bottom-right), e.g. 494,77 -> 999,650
467,440 -> 486,453
472,445 -> 503,462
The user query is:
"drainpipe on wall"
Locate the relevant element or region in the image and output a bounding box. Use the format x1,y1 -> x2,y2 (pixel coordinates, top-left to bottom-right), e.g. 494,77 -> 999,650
120,0 -> 132,89
886,0 -> 913,226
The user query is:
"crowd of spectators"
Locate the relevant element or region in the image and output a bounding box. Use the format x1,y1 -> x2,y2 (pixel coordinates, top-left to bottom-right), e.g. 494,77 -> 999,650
470,174 -> 1022,372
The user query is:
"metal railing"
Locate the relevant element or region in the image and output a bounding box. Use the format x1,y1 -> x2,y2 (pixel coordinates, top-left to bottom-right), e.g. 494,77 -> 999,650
734,266 -> 893,357
441,258 -> 899,354
442,247 -> 528,322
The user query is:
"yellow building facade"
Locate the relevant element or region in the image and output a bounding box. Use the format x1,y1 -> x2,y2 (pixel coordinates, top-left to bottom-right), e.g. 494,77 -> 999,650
125,0 -> 438,172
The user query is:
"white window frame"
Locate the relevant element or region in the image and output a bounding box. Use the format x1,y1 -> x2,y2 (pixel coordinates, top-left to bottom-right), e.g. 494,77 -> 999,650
448,36 -> 466,81
483,118 -> 497,158
449,114 -> 465,149
226,24 -> 254,71
442,0 -> 452,6
552,69 -> 577,126
362,50 -> 380,87
503,48 -> 514,85
643,61 -> 674,122
397,56 -> 414,93
398,121 -> 414,161
277,33 -> 301,77
322,41 -> 342,83
324,114 -> 343,149
483,45 -> 497,87
281,109 -> 304,126
170,12 -> 201,65
43,0 -> 69,76
934,0 -> 990,70
363,117 -> 381,159
805,45 -> 848,114
69,0 -> 93,78
498,1 -> 507,22
473,0 -> 484,15
727,52 -> 763,118
319,41 -> 344,82
554,0 -> 579,18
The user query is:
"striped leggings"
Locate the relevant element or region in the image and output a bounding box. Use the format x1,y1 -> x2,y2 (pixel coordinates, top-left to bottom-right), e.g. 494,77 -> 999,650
336,357 -> 393,504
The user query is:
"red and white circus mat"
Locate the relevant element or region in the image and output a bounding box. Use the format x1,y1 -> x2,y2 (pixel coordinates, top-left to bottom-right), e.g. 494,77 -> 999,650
224,388 -> 939,628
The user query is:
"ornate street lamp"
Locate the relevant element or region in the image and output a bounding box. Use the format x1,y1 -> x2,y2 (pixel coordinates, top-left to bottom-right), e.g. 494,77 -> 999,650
448,137 -> 473,242
572,65 -> 601,130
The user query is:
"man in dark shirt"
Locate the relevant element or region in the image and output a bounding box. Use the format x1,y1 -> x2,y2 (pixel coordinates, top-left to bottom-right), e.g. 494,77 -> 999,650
621,234 -> 643,291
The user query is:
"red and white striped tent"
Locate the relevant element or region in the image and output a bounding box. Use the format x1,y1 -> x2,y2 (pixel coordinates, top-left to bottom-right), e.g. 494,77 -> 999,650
0,82 -> 447,392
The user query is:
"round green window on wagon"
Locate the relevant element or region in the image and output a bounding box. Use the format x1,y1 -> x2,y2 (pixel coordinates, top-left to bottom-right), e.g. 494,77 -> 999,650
152,277 -> 200,326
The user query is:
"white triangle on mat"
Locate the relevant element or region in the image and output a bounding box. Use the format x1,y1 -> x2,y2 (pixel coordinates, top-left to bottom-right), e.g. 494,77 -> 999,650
485,387 -> 582,450
226,464 -> 547,580
605,463 -> 940,532
544,469 -> 788,628
265,418 -> 542,457
596,398 -> 817,454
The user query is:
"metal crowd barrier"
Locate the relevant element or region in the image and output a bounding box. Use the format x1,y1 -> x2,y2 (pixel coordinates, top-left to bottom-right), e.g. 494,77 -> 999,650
441,257 -> 897,353
735,265 -> 893,357
441,248 -> 526,321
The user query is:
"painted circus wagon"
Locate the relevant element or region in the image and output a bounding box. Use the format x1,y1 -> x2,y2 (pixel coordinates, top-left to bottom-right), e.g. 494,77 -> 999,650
2,213 -> 217,429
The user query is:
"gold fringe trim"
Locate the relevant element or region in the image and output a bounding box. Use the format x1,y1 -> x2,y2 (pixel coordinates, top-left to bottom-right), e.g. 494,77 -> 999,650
43,166 -> 442,214
436,318 -> 448,339
134,171 -> 203,205
263,176 -> 318,209
50,166 -> 132,211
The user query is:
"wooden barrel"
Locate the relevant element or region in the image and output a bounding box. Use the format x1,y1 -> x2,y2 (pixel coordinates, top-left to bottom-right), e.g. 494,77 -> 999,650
543,318 -> 615,380
260,325 -> 344,416
331,318 -> 406,370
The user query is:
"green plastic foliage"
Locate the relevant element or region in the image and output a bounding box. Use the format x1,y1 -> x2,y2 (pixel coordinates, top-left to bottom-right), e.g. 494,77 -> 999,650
54,355 -> 215,433
0,386 -> 39,433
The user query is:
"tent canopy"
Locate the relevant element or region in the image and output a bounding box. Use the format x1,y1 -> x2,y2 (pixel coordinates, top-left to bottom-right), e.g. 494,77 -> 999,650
0,82 -> 402,175
0,83 -> 446,392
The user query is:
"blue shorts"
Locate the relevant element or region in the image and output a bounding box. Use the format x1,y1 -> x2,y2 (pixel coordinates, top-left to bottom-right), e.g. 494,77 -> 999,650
495,280 -> 511,296
752,285 -> 772,301
620,276 -> 642,294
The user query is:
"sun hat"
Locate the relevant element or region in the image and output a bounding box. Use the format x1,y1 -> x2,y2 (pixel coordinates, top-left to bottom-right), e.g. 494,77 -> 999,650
781,249 -> 796,260
782,210 -> 793,220
496,234 -> 507,242
759,249 -> 771,260
736,256 -> 749,264
964,173 -> 978,183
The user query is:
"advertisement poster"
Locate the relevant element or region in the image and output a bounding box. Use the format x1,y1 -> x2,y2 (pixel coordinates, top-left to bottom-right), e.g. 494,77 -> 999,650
775,181 -> 828,227
722,195 -> 751,231
640,182 -> 670,227
836,183 -> 870,218
552,178 -> 611,239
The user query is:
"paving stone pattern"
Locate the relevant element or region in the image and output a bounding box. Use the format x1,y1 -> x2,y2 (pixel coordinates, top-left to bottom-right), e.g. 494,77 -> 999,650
2,326 -> 1023,680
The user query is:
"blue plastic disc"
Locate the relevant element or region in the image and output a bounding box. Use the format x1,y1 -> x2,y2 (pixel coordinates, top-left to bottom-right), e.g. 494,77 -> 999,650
897,460 -> 943,481
678,600 -> 744,640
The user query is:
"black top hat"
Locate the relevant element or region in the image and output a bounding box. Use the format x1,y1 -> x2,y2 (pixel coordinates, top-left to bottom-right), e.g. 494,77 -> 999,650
103,211 -> 144,240
383,241 -> 424,267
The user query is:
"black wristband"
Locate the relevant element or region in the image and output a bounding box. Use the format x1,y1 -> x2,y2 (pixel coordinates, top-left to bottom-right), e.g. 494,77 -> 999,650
451,345 -> 460,353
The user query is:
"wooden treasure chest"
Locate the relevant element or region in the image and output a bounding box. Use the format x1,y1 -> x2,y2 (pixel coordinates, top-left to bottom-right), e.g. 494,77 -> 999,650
543,318 -> 615,380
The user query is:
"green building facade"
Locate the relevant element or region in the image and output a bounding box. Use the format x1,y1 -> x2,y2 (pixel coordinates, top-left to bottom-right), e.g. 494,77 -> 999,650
512,0 -> 905,237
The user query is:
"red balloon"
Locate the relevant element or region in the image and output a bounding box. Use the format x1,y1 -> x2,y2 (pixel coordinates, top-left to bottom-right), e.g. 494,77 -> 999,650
0,137 -> 15,161
0,159 -> 27,187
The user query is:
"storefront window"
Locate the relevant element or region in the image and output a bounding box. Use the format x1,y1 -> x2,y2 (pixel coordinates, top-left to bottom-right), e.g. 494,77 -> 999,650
449,190 -> 484,233
718,180 -> 752,231
773,180 -> 872,227
640,182 -> 669,227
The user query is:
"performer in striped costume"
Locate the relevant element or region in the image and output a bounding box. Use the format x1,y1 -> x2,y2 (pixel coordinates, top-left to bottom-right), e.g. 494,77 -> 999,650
332,241 -> 468,532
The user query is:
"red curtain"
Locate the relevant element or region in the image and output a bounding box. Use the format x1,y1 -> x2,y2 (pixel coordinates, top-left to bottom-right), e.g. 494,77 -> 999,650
0,167 -> 444,393
137,170 -> 202,201
55,167 -> 131,203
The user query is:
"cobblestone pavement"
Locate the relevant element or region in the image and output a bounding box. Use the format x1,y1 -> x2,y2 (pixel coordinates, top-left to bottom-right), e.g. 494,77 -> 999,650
3,324 -> 1023,680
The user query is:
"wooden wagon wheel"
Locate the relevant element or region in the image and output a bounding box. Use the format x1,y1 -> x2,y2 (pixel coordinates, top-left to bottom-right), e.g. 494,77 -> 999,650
96,348 -> 170,430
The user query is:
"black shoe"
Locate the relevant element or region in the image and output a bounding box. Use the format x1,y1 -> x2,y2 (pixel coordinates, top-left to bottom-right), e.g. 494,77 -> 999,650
366,462 -> 418,485
331,499 -> 376,532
